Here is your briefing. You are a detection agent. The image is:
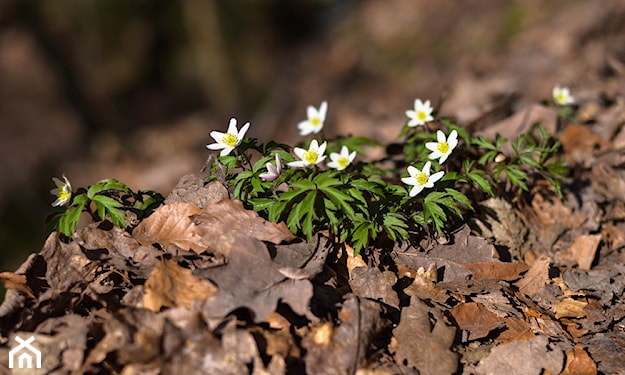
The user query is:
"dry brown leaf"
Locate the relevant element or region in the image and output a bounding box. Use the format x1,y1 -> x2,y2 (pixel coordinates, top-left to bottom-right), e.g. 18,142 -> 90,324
393,297 -> 458,374
451,302 -> 506,341
133,202 -> 207,251
194,199 -> 295,247
560,124 -> 604,166
349,267 -> 399,308
561,344 -> 597,375
553,297 -> 587,319
475,335 -> 563,375
0,272 -> 34,298
463,262 -> 529,281
496,317 -> 534,343
515,255 -> 551,296
303,296 -> 386,375
570,234 -> 601,271
143,259 -> 217,311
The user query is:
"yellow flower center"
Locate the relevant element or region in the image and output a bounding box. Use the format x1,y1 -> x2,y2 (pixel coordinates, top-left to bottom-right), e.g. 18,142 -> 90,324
556,94 -> 566,103
58,189 -> 71,202
337,157 -> 349,169
304,150 -> 318,164
418,111 -> 428,121
222,133 -> 238,147
310,117 -> 321,127
437,142 -> 449,154
416,172 -> 428,185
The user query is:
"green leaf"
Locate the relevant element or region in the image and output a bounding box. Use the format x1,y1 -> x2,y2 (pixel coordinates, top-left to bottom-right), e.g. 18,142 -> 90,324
87,179 -> 130,199
289,179 -> 317,191
468,172 -> 494,197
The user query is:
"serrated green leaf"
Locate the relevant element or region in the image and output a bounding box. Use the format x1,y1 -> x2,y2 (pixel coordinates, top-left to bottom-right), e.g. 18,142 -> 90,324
290,179 -> 317,191
87,179 -> 131,199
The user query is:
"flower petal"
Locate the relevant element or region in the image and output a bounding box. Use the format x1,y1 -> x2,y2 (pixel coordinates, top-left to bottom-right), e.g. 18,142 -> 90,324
227,118 -> 238,134
430,171 -> 445,183
407,166 -> 419,177
423,161 -> 432,175
206,143 -> 226,150
238,122 -> 251,139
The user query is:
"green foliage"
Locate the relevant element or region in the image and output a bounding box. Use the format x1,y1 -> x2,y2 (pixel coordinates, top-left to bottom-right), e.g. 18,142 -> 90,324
48,104 -> 568,256
48,179 -> 164,238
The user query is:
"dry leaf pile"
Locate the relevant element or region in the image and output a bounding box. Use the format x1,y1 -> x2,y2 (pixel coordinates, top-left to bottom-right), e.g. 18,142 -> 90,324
3,95 -> 625,374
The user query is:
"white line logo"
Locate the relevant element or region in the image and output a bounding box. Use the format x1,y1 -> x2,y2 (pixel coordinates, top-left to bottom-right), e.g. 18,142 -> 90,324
9,335 -> 42,369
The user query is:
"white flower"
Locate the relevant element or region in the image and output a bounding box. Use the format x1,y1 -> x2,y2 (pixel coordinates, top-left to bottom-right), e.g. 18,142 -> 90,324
425,130 -> 458,164
288,139 -> 327,168
327,146 -> 356,171
260,154 -> 282,181
406,99 -> 434,127
401,161 -> 444,197
552,86 -> 574,106
50,175 -> 72,207
206,118 -> 250,156
298,101 -> 328,136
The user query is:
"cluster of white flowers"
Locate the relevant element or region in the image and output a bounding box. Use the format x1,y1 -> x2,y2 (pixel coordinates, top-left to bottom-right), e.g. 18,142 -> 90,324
201,85 -> 570,197
205,102 -> 356,182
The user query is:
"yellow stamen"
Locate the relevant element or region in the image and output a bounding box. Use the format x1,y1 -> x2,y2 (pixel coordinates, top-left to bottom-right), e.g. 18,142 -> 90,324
58,190 -> 71,201
418,111 -> 427,121
310,117 -> 321,127
222,133 -> 238,147
337,157 -> 349,168
416,172 -> 428,185
437,142 -> 449,154
304,150 -> 318,164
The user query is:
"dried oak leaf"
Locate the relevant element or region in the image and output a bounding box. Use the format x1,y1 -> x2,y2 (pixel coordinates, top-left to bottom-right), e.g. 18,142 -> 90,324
133,202 -> 207,252
77,224 -> 161,278
0,272 -> 34,298
561,344 -> 597,375
463,262 -> 529,281
393,296 -> 458,374
515,255 -> 551,297
586,333 -> 625,374
451,302 -> 506,341
143,259 -> 217,312
194,199 -> 294,246
195,234 -> 330,322
475,335 -> 563,375
472,198 -> 527,259
303,295 -> 386,375
570,234 -> 601,271
349,267 -> 399,308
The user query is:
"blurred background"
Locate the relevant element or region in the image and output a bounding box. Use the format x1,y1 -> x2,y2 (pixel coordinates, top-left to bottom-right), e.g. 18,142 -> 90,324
1,0 -> 624,282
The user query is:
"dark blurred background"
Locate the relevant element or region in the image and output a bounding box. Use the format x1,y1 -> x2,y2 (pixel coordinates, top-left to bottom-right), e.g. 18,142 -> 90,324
1,0 -> 624,287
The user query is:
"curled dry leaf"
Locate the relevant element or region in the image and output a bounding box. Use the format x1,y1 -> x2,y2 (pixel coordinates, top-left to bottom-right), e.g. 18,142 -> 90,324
0,272 -> 34,298
451,302 -> 506,341
133,202 -> 207,252
194,199 -> 295,246
143,259 -> 217,312
570,234 -> 601,271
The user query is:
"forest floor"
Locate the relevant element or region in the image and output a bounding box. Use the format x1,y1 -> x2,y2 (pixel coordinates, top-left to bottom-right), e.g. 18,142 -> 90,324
2,1 -> 625,374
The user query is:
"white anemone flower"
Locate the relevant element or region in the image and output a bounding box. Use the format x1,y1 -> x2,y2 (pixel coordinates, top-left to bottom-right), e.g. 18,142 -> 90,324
298,101 -> 327,136
425,130 -> 458,164
288,139 -> 327,168
406,99 -> 434,127
206,118 -> 250,156
327,146 -> 356,171
401,161 -> 444,197
552,86 -> 574,105
50,175 -> 72,207
259,154 -> 283,181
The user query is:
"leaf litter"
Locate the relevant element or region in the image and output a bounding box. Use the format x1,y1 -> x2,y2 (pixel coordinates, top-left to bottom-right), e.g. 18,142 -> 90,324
6,67 -> 625,375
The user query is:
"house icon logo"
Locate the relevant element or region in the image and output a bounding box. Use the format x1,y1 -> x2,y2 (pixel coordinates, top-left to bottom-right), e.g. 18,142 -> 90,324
9,335 -> 42,369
